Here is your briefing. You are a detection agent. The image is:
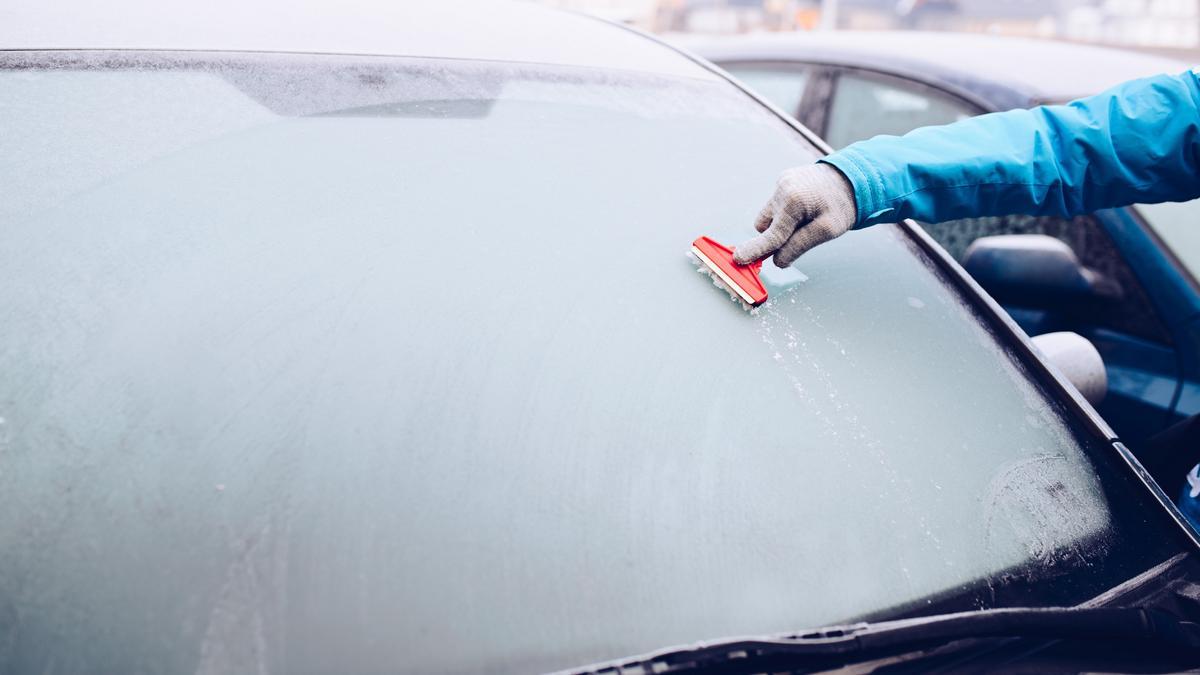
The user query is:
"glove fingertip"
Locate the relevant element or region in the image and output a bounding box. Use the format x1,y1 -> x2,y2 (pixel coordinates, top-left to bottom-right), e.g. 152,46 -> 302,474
733,235 -> 771,264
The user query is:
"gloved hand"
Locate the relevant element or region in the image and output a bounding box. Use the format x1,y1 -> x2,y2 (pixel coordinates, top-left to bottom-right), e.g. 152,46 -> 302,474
733,163 -> 857,268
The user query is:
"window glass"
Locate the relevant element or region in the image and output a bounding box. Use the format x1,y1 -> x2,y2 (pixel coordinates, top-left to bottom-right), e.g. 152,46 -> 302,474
825,71 -> 974,148
722,64 -> 808,115
921,215 -> 1173,344
0,52 -> 1185,674
1136,199 -> 1200,283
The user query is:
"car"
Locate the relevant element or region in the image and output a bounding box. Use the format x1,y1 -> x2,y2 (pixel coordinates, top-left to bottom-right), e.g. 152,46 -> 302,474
2,4 -> 1200,673
683,31 -> 1200,454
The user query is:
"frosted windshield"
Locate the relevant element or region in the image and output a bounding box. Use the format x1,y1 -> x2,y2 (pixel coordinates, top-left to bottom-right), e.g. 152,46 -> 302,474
0,53 -> 1183,674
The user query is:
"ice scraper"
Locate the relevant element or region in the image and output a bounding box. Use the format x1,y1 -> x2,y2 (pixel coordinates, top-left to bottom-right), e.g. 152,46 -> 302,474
690,235 -> 768,308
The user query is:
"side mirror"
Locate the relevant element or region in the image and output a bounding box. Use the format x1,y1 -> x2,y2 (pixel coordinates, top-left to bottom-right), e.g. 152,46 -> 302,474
1031,331 -> 1107,405
963,234 -> 1121,308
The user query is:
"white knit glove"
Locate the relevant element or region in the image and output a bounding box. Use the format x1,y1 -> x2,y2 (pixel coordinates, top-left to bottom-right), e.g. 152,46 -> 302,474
733,163 -> 858,268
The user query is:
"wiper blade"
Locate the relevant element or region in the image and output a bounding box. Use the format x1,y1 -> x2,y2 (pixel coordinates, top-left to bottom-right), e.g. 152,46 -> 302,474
563,606 -> 1200,674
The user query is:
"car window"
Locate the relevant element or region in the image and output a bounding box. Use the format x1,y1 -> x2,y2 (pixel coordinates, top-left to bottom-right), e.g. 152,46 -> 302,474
921,215 -> 1173,344
1136,199 -> 1200,284
824,70 -> 975,148
721,64 -> 808,115
0,52 -> 1187,674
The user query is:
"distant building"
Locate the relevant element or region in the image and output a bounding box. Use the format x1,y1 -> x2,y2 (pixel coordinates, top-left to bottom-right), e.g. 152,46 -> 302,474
532,0 -> 1200,48
653,0 -> 813,33
1060,0 -> 1199,49
835,0 -> 1198,46
536,0 -> 659,26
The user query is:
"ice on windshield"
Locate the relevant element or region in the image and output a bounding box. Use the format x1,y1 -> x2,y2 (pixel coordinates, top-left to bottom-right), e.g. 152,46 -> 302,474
0,53 -> 1179,674
0,65 -> 275,219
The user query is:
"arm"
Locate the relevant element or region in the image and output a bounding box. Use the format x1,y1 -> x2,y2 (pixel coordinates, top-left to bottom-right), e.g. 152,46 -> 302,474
735,69 -> 1200,268
826,69 -> 1200,227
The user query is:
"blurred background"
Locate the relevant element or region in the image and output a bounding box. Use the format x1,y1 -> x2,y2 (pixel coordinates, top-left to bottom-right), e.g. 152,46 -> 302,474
531,0 -> 1200,58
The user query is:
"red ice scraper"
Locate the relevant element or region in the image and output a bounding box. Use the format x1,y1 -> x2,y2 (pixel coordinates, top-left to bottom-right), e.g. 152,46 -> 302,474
690,235 -> 768,307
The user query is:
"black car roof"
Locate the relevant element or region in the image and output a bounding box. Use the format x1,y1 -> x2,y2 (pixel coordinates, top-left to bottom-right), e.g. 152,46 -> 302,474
679,30 -> 1187,109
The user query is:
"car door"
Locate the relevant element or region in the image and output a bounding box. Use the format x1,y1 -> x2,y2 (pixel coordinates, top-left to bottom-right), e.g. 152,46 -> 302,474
1125,200 -> 1200,429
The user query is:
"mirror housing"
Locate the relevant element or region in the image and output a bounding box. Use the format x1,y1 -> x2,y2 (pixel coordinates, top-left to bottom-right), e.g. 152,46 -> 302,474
962,234 -> 1121,308
1031,332 -> 1107,405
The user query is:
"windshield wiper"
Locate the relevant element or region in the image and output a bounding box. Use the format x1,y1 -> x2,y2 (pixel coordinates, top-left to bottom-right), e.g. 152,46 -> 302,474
563,606 -> 1200,674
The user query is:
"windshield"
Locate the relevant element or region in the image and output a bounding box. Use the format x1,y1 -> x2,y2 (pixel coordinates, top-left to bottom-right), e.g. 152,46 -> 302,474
1134,199 -> 1200,282
0,52 -> 1189,674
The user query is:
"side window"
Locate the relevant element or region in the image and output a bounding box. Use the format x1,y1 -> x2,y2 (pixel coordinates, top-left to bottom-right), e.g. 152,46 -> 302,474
921,215 -> 1173,344
1134,199 -> 1200,286
824,71 -> 975,149
720,64 -> 809,117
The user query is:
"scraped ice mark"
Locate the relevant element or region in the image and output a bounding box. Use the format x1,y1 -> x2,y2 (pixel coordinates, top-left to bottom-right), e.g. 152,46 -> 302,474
197,554 -> 271,675
906,296 -> 926,309
0,593 -> 14,665
753,286 -> 935,592
686,250 -> 760,313
197,520 -> 289,675
0,416 -> 9,476
756,290 -> 855,426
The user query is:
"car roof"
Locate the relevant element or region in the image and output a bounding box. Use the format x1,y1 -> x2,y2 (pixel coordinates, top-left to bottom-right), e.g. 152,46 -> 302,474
679,30 -> 1187,104
0,0 -> 716,81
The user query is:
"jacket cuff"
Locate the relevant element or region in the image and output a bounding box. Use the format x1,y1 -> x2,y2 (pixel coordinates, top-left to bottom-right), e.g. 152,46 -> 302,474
820,149 -> 897,229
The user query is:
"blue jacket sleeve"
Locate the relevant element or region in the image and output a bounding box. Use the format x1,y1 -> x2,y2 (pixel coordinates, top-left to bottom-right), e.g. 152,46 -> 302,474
822,69 -> 1200,228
